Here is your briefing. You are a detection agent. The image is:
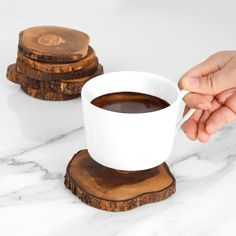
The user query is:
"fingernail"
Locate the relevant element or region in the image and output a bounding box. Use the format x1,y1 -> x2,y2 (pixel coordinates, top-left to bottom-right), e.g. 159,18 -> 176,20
187,77 -> 200,88
197,103 -> 208,110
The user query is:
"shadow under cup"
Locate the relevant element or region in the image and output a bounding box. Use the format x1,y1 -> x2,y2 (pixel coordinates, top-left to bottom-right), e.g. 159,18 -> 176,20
81,71 -> 181,171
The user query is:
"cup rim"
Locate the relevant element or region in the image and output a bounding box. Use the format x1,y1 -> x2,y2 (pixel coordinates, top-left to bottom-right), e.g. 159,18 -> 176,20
81,71 -> 181,116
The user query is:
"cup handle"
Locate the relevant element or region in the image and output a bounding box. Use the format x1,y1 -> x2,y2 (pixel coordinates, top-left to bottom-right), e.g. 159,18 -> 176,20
176,89 -> 196,131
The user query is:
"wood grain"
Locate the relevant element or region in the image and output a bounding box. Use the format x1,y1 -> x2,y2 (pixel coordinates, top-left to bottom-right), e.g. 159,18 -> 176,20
16,57 -> 98,81
18,26 -> 89,63
65,149 -> 176,212
21,85 -> 80,101
17,46 -> 96,73
7,64 -> 103,95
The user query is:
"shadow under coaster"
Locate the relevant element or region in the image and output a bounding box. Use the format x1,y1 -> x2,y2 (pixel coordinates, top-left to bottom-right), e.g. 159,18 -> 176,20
64,149 -> 176,212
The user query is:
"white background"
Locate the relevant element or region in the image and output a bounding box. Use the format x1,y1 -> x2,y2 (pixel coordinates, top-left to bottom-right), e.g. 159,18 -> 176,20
1,1 -> 236,236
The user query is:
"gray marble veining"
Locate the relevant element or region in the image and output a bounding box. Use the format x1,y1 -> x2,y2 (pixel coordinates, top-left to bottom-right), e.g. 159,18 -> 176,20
1,0 -> 236,235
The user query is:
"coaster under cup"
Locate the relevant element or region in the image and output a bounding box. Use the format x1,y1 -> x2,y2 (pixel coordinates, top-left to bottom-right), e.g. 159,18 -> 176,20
64,149 -> 176,212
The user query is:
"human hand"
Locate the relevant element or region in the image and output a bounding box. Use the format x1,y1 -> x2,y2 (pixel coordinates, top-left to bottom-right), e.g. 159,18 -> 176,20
178,51 -> 236,142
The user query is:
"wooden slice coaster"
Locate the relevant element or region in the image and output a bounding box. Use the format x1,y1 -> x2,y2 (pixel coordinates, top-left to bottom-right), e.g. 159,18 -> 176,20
52,65 -> 103,95
16,57 -> 98,81
7,64 -> 53,91
21,85 -> 80,101
6,64 -> 22,84
64,149 -> 176,212
7,64 -> 104,95
17,46 -> 96,73
18,26 -> 89,63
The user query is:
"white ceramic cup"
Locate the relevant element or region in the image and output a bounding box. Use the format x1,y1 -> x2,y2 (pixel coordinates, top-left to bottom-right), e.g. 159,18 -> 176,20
81,71 -> 194,171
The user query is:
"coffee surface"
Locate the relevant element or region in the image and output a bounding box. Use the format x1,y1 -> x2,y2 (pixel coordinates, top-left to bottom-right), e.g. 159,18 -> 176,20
91,91 -> 170,113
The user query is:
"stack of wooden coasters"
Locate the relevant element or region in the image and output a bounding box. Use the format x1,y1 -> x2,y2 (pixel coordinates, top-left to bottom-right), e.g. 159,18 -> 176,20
6,26 -> 103,101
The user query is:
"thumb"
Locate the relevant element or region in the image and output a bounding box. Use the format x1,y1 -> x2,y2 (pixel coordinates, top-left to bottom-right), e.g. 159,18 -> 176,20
180,64 -> 236,95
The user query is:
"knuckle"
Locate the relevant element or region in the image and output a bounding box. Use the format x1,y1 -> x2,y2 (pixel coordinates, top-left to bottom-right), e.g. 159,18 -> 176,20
212,51 -> 228,59
206,73 -> 217,93
214,51 -> 225,57
207,51 -> 224,61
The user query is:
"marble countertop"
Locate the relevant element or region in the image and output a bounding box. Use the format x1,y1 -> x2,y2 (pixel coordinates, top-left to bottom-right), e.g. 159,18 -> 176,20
1,1 -> 236,235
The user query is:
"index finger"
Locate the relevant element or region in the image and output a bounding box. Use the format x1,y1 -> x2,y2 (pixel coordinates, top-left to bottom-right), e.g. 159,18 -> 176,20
178,51 -> 236,89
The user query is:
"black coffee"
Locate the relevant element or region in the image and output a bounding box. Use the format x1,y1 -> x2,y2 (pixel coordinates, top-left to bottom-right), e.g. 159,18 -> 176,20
91,91 -> 170,113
